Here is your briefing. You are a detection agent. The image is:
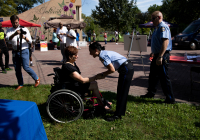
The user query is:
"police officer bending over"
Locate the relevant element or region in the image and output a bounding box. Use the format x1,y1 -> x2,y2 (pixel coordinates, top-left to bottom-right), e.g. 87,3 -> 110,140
140,11 -> 175,104
89,42 -> 134,121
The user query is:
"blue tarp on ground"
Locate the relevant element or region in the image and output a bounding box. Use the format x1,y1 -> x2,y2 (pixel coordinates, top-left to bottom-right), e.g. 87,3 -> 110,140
139,20 -> 178,28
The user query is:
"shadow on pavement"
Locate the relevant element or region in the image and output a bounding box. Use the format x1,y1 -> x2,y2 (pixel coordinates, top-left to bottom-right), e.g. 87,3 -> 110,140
38,60 -> 63,66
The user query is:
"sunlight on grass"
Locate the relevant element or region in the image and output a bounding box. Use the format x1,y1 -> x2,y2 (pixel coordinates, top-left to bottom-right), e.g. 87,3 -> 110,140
0,85 -> 199,139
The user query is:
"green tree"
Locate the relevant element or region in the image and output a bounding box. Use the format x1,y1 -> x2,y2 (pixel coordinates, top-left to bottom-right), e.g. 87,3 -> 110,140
91,0 -> 137,33
82,13 -> 102,38
0,0 -> 17,16
147,4 -> 161,15
14,0 -> 43,14
161,0 -> 200,32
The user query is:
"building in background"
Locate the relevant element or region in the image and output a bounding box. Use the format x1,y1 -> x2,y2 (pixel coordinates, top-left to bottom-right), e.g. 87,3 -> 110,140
0,0 -> 83,41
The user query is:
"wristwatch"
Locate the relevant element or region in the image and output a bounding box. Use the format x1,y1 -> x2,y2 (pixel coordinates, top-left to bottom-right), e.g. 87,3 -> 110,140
158,56 -> 163,59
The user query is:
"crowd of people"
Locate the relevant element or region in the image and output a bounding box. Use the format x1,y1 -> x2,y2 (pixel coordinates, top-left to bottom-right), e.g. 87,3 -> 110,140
0,10 -> 175,122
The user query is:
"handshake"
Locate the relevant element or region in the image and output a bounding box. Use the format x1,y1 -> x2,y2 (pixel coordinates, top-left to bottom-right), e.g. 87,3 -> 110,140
95,73 -> 105,80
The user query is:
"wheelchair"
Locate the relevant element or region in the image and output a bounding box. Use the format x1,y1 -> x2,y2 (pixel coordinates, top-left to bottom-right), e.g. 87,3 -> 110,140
46,67 -> 107,123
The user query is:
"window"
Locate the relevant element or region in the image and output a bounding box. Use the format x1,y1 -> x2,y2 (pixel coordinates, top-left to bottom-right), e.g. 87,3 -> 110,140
76,6 -> 80,20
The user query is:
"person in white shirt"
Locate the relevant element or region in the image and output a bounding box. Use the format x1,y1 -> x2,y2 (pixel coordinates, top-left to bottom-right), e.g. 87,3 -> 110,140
115,30 -> 119,45
6,15 -> 40,90
56,22 -> 67,62
66,24 -> 76,48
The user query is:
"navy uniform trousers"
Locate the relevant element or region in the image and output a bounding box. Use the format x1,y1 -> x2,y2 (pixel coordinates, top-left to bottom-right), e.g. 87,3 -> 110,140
148,52 -> 175,102
115,60 -> 134,116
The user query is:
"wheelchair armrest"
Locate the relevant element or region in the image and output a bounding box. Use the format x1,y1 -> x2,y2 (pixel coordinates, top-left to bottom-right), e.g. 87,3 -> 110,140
47,73 -> 55,76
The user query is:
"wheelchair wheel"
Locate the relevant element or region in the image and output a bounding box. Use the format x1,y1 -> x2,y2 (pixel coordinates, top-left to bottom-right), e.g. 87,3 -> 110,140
46,89 -> 84,123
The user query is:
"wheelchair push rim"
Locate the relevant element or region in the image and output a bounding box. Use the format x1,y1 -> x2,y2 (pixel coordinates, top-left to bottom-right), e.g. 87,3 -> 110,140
46,89 -> 84,123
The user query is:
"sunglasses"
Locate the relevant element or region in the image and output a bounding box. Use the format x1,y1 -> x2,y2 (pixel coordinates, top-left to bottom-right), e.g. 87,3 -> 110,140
151,16 -> 158,21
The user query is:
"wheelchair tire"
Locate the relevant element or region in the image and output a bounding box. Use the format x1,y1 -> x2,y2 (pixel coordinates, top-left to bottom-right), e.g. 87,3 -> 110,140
46,89 -> 84,123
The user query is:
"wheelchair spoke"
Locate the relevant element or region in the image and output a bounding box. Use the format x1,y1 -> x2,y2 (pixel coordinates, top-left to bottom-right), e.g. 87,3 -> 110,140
51,98 -> 64,107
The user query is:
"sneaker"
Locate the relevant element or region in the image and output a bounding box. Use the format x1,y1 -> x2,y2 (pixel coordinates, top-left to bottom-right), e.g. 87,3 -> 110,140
116,43 -> 118,45
78,48 -> 81,50
5,67 -> 13,71
54,48 -> 58,50
2,70 -> 7,74
30,63 -> 34,66
140,93 -> 154,98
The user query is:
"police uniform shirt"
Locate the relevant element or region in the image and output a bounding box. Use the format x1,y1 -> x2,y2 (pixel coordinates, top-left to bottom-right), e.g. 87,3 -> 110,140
6,26 -> 32,50
151,21 -> 172,54
99,50 -> 127,70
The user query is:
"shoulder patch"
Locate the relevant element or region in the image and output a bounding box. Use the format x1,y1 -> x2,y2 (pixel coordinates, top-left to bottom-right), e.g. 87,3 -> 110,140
100,57 -> 104,63
161,27 -> 165,32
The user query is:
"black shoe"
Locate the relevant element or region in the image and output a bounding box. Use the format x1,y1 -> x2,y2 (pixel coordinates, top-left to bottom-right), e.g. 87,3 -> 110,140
104,109 -> 115,114
140,93 -> 154,98
105,115 -> 121,122
163,99 -> 176,104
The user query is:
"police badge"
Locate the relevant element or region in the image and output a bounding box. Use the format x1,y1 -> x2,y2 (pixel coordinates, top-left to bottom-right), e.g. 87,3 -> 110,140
161,27 -> 165,32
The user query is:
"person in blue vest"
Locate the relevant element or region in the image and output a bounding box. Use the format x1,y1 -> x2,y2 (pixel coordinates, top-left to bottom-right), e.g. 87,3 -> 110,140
0,22 -> 13,73
89,42 -> 134,121
140,11 -> 175,104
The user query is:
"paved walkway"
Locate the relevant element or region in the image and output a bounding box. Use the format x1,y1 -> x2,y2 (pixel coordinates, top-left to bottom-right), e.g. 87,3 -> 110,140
0,42 -> 200,105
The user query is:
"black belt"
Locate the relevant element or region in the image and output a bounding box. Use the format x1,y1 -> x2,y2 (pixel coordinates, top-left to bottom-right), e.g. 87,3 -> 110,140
118,60 -> 131,71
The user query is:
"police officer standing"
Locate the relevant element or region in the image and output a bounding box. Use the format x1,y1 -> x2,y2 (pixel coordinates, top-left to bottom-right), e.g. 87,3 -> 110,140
140,11 -> 175,104
89,42 -> 134,121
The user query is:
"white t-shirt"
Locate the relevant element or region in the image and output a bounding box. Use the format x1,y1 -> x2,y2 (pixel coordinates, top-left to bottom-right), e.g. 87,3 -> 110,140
6,26 -> 32,50
66,29 -> 77,47
115,31 -> 118,37
56,26 -> 67,43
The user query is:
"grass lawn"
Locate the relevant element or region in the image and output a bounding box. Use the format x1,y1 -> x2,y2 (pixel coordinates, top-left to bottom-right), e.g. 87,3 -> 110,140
0,85 -> 200,139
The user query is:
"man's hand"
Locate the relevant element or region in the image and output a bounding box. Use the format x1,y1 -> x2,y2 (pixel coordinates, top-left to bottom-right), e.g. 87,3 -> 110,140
14,30 -> 21,36
156,57 -> 162,65
67,34 -> 71,38
59,39 -> 62,42
150,53 -> 154,57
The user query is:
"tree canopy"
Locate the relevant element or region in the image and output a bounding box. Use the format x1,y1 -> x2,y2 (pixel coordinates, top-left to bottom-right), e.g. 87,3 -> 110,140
0,0 -> 17,16
14,0 -> 43,14
91,0 -> 138,32
160,0 -> 200,32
